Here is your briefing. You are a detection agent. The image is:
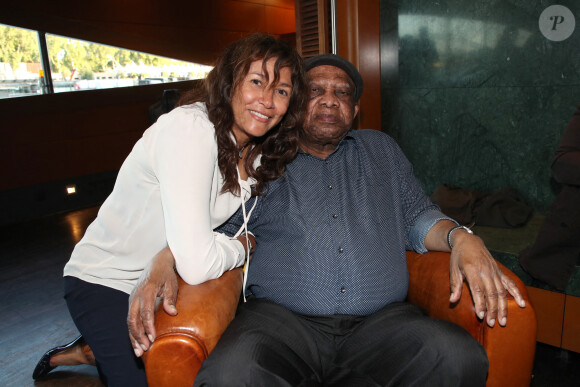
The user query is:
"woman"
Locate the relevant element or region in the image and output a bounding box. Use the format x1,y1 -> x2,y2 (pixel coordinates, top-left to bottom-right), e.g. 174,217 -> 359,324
33,33 -> 306,386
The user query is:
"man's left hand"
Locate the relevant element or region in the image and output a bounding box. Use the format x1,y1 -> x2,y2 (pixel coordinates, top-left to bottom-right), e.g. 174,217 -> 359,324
449,232 -> 526,327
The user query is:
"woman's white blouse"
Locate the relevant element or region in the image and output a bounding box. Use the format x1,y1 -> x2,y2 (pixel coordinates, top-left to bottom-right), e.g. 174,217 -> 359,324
64,103 -> 252,294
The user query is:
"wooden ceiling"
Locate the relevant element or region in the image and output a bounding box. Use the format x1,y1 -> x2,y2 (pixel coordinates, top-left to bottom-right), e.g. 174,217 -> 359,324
0,0 -> 296,65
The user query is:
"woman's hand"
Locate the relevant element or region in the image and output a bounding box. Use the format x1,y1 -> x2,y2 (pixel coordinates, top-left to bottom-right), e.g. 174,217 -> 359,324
127,246 -> 178,357
237,233 -> 256,256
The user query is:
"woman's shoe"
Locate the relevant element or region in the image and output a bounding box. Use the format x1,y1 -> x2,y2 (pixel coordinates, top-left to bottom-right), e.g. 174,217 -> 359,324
32,335 -> 84,379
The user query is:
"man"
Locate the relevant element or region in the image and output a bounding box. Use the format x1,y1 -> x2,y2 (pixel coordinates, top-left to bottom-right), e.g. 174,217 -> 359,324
40,54 -> 526,385
130,54 -> 526,386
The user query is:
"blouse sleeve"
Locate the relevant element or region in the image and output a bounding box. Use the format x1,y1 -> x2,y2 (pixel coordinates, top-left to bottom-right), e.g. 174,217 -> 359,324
146,105 -> 245,285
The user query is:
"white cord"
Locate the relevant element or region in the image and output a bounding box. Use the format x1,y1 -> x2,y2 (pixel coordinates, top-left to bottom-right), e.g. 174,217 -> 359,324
233,196 -> 258,302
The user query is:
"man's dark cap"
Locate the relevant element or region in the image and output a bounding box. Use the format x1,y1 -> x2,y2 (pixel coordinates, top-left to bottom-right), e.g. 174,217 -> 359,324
304,54 -> 363,102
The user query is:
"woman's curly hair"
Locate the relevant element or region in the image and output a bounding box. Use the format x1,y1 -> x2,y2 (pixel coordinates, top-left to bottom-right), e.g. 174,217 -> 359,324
179,33 -> 307,195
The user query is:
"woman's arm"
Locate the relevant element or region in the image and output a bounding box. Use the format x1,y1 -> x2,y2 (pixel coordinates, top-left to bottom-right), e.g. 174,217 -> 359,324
128,232 -> 256,356
148,106 -> 246,285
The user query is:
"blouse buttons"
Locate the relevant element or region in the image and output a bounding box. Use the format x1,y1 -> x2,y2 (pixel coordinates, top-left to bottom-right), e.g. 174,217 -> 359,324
338,247 -> 344,253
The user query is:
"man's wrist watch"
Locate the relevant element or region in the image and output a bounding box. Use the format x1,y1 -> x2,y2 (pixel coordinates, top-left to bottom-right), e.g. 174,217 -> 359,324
447,225 -> 473,249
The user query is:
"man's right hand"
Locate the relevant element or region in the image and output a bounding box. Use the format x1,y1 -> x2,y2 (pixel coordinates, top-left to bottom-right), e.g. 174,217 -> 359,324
127,246 -> 178,357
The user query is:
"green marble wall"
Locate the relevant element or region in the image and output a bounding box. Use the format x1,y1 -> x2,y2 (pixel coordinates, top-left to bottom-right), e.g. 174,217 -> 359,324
380,0 -> 580,211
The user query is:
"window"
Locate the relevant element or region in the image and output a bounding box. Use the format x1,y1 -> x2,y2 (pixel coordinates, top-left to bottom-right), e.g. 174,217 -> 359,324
0,23 -> 212,99
0,24 -> 42,98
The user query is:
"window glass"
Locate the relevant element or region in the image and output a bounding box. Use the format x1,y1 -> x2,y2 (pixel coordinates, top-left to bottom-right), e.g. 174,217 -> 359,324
0,24 -> 42,98
0,23 -> 212,99
46,34 -> 212,92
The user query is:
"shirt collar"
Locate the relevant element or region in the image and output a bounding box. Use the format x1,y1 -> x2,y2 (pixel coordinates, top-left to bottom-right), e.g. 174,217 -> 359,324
298,130 -> 356,158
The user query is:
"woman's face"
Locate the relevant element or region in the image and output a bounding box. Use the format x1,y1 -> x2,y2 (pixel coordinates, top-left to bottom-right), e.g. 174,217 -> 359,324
231,58 -> 293,146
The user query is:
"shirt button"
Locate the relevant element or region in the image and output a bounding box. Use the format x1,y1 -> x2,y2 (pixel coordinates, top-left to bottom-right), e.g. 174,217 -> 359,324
338,247 -> 344,253
332,214 -> 338,219
340,287 -> 346,293
328,185 -> 333,189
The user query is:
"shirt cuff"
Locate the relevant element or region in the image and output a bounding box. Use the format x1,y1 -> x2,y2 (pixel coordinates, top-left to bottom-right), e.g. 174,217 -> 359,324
408,209 -> 458,253
214,232 -> 246,269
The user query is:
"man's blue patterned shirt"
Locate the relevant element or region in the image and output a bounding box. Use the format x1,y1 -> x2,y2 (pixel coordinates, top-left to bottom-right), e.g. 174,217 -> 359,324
217,129 -> 452,316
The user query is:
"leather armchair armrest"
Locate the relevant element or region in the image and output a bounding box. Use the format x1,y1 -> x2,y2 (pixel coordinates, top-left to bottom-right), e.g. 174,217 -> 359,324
406,251 -> 537,387
142,268 -> 243,387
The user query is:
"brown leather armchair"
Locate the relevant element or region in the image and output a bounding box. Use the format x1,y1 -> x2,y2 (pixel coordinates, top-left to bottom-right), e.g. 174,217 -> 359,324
143,251 -> 537,387
406,251 -> 537,387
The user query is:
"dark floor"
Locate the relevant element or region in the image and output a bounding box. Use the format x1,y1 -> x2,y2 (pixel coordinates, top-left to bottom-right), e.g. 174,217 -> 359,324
0,206 -> 579,386
0,207 -> 102,387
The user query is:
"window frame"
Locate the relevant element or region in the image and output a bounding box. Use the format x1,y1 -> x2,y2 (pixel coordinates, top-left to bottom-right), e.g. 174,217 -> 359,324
37,31 -> 54,94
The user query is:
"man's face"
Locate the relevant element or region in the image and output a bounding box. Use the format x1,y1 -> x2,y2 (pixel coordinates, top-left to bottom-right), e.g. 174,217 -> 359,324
302,65 -> 360,146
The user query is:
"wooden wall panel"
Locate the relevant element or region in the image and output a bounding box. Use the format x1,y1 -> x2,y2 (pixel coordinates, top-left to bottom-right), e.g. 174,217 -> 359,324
526,287 -> 565,348
355,0 -> 381,132
265,5 -> 298,34
335,0 -> 381,131
336,0 -> 359,62
1,0 -> 295,65
562,295 -> 580,353
0,82 -> 196,191
294,0 -> 330,58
